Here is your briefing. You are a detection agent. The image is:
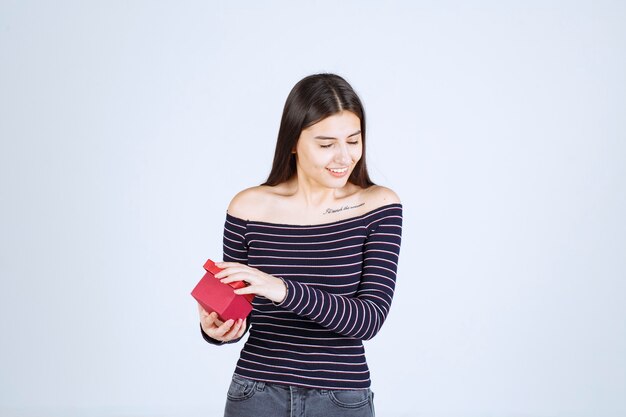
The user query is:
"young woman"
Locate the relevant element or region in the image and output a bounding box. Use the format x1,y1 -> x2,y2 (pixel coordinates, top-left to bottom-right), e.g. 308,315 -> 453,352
198,73 -> 403,417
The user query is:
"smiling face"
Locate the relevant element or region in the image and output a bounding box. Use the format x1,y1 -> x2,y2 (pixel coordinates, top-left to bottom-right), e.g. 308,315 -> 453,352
294,111 -> 363,189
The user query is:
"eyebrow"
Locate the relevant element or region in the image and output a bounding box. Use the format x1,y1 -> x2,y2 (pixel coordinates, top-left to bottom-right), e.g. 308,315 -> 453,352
314,130 -> 361,140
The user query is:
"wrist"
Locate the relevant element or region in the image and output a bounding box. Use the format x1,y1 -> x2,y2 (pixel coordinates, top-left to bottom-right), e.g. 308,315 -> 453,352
274,277 -> 288,304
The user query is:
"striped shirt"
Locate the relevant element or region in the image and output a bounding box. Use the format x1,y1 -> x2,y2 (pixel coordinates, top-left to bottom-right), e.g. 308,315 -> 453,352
205,203 -> 403,390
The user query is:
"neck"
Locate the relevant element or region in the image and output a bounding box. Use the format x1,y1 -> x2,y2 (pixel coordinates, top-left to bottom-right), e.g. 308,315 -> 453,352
287,174 -> 353,208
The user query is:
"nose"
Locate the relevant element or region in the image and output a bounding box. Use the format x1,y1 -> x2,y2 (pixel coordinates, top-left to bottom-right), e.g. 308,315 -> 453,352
334,144 -> 352,165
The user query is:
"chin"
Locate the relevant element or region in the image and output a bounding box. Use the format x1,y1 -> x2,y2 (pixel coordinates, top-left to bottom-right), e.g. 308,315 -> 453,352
325,177 -> 351,189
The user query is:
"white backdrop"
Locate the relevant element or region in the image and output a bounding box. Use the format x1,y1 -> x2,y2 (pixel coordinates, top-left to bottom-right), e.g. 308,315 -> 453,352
1,1 -> 625,416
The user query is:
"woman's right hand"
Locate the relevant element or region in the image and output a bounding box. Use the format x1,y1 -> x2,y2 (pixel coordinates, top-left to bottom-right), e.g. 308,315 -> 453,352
198,304 -> 247,342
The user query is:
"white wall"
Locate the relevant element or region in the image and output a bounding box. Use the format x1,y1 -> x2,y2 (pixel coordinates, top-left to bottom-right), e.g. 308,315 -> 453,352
1,1 -> 625,416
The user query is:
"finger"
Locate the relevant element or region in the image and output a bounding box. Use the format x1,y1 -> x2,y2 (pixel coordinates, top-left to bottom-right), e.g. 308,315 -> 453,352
200,312 -> 221,329
235,319 -> 247,338
210,312 -> 225,327
222,319 -> 243,340
220,273 -> 256,285
200,309 -> 212,322
200,313 -> 216,335
215,267 -> 250,279
233,286 -> 256,296
213,319 -> 235,338
209,319 -> 237,342
215,261 -> 244,269
199,306 -> 213,324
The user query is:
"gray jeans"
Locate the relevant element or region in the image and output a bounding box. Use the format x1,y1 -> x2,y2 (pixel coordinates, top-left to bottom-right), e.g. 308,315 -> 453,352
224,374 -> 375,417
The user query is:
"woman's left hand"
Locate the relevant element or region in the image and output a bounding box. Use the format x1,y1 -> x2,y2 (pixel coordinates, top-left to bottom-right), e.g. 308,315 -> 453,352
215,262 -> 287,304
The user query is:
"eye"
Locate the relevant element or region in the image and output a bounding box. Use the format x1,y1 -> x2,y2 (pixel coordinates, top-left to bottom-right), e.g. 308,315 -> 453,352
348,141 -> 359,145
320,144 -> 333,148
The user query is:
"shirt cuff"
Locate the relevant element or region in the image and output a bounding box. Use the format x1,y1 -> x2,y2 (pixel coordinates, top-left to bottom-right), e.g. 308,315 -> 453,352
274,278 -> 303,311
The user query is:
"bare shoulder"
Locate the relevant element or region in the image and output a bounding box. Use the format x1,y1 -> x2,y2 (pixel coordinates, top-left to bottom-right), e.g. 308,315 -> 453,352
228,184 -> 293,220
362,185 -> 402,209
227,185 -> 275,220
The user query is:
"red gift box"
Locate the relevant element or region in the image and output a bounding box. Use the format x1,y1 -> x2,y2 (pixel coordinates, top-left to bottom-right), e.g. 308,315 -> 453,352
191,259 -> 254,322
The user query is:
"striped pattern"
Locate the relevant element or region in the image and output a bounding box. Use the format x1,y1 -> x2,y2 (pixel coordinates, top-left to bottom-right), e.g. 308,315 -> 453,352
220,203 -> 402,390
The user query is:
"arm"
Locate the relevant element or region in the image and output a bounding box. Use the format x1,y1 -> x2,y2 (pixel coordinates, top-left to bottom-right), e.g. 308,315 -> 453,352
199,213 -> 252,345
275,207 -> 403,340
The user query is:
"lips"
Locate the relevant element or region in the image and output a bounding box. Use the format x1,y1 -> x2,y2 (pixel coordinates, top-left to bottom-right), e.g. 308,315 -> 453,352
326,166 -> 350,177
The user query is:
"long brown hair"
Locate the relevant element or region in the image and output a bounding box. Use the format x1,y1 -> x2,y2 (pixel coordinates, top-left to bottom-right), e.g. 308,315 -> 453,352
262,74 -> 375,187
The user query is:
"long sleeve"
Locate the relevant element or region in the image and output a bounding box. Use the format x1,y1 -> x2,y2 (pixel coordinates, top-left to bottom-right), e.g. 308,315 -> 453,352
200,213 -> 251,346
275,206 -> 402,340
223,213 -> 249,264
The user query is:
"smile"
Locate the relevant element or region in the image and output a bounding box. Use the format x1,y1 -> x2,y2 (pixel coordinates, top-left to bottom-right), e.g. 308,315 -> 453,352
327,167 -> 349,174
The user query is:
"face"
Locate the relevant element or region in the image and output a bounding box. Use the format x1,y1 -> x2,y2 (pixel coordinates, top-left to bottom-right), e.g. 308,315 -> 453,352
294,111 -> 363,189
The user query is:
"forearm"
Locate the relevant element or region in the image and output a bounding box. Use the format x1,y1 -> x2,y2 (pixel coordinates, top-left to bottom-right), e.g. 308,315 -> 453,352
274,213 -> 402,340
275,278 -> 391,340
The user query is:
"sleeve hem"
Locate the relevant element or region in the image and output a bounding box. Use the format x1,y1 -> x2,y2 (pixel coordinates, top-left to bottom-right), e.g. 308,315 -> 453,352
275,279 -> 298,309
